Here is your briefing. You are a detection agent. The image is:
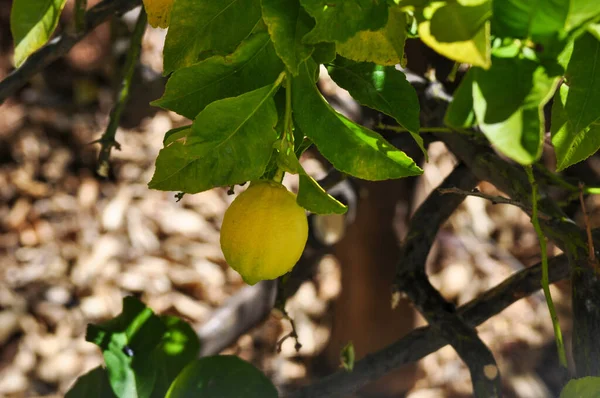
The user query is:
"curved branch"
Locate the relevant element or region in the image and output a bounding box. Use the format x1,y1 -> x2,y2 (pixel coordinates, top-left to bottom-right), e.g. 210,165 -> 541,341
394,164 -> 501,397
0,0 -> 142,104
285,254 -> 569,398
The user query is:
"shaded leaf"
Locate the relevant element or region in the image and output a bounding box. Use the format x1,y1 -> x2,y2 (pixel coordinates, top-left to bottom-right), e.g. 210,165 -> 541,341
10,0 -> 67,67
311,42 -> 336,64
337,7 -> 407,66
163,0 -> 262,73
166,356 -> 277,398
149,83 -> 281,194
261,0 -> 314,75
560,377 -> 600,398
65,367 -> 117,398
472,56 -> 559,164
150,316 -> 201,398
551,33 -> 600,170
154,33 -> 284,119
444,70 -> 476,128
492,0 -> 570,56
292,60 -> 422,180
163,126 -> 191,146
300,0 -> 389,44
329,57 -> 424,156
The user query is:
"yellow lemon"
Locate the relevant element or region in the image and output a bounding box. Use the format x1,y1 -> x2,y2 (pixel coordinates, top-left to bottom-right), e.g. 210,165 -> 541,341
220,181 -> 308,285
143,0 -> 174,29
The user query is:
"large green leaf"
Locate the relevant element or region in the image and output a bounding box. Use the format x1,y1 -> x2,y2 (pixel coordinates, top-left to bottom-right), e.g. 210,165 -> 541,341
10,0 -> 67,67
166,356 -> 278,398
292,61 -> 422,180
336,7 -> 407,66
444,70 -> 476,128
65,367 -> 117,398
560,377 -> 600,398
86,297 -> 166,398
472,56 -> 559,164
154,33 -> 284,119
429,1 -> 491,43
300,0 -> 389,44
492,0 -> 572,56
163,0 -> 262,73
328,57 -> 424,156
261,0 -> 314,75
551,33 -> 600,170
566,1 -> 600,31
149,83 -> 281,193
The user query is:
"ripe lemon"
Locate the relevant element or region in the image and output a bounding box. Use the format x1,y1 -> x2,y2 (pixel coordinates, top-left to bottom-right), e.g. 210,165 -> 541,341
220,181 -> 308,285
142,0 -> 174,28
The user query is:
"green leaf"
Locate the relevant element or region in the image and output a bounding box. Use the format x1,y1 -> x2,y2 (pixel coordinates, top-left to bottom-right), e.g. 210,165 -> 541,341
444,70 -> 476,128
589,23 -> 600,41
154,33 -> 284,119
292,61 -> 422,180
551,33 -> 600,170
472,56 -> 559,164
560,377 -> 600,398
492,0 -> 570,56
340,341 -> 355,372
273,137 -> 347,214
336,7 -> 407,66
418,19 -> 491,68
261,0 -> 314,75
163,0 -> 262,74
65,367 -> 117,398
150,316 -> 201,398
429,1 -> 491,43
300,0 -> 389,44
164,126 -> 191,146
86,297 -> 166,398
311,42 -> 336,64
298,173 -> 347,214
10,0 -> 68,67
328,57 -> 425,157
566,2 -> 600,31
166,356 -> 278,398
149,82 -> 281,194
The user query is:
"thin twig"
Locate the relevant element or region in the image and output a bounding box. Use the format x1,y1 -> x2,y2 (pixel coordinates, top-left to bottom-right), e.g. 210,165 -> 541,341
438,187 -> 551,220
0,0 -> 142,104
375,122 -> 454,134
74,0 -> 88,32
579,183 -> 597,265
96,8 -> 147,177
285,254 -> 570,398
525,165 -> 567,367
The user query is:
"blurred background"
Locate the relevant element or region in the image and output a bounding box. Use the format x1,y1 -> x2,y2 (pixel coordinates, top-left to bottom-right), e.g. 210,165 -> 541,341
1,1 -> 597,397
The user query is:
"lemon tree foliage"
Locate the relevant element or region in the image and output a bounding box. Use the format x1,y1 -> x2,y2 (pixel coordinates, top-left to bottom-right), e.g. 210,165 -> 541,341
166,356 -> 278,398
10,0 -> 600,395
560,377 -> 600,398
551,33 -> 600,170
10,0 -> 67,67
